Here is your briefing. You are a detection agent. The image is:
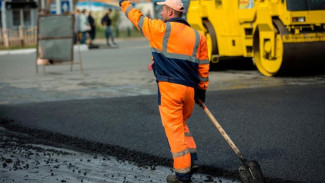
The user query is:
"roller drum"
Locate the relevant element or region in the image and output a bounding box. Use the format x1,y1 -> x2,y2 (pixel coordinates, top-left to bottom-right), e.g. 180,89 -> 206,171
280,41 -> 325,74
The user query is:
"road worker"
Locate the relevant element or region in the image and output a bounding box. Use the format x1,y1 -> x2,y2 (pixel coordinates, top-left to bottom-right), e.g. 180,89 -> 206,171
119,0 -> 209,182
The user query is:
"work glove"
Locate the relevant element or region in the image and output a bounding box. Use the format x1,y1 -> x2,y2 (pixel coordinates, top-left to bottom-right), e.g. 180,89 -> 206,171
119,0 -> 127,6
147,61 -> 154,71
195,89 -> 206,105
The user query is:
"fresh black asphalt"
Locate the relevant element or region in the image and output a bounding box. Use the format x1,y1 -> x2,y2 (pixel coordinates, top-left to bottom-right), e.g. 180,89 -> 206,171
1,84 -> 324,182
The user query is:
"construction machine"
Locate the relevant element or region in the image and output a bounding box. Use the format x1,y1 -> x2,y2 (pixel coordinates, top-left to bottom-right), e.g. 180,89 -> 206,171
187,0 -> 325,76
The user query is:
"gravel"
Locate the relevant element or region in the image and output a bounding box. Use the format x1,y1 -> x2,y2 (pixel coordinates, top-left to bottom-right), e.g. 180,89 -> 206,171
0,124 -> 240,183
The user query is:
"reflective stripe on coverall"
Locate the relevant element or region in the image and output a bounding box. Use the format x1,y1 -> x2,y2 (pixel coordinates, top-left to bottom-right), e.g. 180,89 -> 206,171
121,1 -> 209,179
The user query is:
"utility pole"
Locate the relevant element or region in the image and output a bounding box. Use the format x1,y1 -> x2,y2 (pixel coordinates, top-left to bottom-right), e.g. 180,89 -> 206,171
1,0 -> 9,47
41,0 -> 45,9
56,0 -> 61,14
1,0 -> 6,29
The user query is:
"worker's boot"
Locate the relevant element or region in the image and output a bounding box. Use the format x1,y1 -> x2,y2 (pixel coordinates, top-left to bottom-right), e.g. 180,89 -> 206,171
191,162 -> 199,174
166,175 -> 191,183
190,153 -> 198,174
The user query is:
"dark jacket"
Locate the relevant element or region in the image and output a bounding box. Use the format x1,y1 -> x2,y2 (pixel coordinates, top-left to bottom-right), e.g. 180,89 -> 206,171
101,14 -> 112,26
88,15 -> 96,33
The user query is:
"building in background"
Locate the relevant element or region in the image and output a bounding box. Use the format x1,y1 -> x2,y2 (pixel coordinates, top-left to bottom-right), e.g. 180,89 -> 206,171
1,0 -> 38,29
1,0 -> 74,29
0,0 -> 74,47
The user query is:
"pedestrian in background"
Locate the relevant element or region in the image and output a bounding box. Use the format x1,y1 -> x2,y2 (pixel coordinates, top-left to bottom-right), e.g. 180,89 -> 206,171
120,0 -> 209,182
146,10 -> 152,18
79,9 -> 90,44
74,9 -> 80,44
101,9 -> 117,47
88,11 -> 96,45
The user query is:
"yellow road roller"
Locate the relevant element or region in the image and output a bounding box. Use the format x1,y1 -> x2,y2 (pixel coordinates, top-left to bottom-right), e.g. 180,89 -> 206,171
187,0 -> 325,76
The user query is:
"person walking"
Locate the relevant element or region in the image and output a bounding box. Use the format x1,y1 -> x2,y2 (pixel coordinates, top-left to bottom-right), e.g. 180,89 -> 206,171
101,8 -> 117,47
88,11 -> 96,45
119,0 -> 209,182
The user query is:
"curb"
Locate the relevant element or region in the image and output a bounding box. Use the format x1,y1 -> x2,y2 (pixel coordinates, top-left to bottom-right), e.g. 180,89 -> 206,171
0,45 -> 89,56
0,48 -> 36,56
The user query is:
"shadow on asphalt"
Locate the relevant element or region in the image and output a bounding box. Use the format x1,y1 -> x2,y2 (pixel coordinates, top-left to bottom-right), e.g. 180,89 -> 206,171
209,58 -> 256,72
209,58 -> 325,77
88,43 -> 119,50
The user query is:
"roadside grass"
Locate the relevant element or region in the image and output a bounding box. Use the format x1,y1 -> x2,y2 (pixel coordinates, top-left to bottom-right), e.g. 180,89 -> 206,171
0,27 -> 143,50
95,26 -> 143,39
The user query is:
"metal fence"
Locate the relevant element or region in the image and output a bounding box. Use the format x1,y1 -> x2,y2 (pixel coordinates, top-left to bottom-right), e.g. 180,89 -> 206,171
0,26 -> 37,48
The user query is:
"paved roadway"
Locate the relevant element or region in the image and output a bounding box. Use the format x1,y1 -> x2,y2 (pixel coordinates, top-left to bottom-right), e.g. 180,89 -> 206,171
1,84 -> 325,182
1,38 -> 325,182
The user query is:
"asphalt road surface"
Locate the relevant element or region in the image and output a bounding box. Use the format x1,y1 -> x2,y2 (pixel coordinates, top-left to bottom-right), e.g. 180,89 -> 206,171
1,38 -> 325,182
1,84 -> 325,182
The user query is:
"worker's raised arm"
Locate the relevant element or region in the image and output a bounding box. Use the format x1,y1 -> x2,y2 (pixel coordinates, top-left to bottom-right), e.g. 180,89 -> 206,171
120,0 -> 166,41
197,33 -> 209,91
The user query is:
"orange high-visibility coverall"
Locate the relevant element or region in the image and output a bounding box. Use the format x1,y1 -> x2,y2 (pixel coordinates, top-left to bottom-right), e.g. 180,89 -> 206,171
121,1 -> 209,179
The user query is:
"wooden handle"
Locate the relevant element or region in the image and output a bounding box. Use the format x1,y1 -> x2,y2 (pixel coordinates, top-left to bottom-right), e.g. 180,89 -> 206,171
199,100 -> 246,161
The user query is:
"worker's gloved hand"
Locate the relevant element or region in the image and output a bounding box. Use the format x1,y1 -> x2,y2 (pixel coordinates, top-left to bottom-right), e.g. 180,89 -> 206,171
195,89 -> 206,104
119,0 -> 127,6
